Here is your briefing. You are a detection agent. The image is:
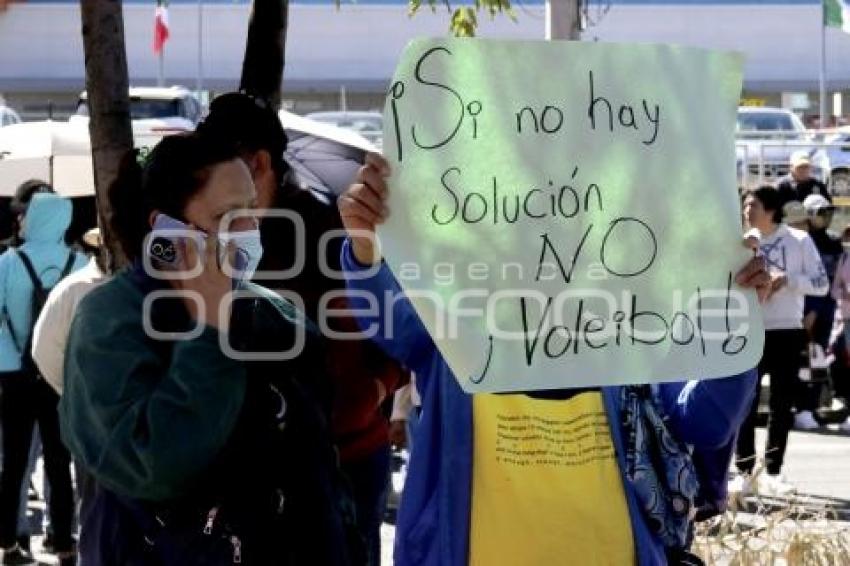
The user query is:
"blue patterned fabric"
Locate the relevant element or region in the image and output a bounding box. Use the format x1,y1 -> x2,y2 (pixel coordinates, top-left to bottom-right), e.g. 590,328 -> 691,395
621,385 -> 699,550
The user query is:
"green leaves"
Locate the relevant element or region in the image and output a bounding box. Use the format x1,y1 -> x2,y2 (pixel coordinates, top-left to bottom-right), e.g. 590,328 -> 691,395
450,7 -> 477,36
408,0 -> 517,36
334,0 -> 516,35
135,146 -> 152,168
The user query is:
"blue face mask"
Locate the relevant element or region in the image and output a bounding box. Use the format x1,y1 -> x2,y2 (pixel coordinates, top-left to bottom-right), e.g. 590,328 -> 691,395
218,229 -> 264,280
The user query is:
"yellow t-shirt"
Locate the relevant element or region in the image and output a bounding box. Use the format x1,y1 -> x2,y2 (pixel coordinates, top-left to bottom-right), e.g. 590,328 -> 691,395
469,391 -> 635,566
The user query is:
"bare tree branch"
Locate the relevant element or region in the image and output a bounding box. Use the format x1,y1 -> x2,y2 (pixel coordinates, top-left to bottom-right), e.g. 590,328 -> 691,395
239,0 -> 289,110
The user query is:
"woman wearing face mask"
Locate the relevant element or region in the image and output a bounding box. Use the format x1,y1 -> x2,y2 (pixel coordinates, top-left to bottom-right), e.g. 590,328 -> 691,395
59,134 -> 363,565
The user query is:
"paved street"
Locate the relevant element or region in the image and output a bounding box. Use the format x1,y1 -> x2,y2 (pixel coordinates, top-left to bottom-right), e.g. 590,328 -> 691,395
778,427 -> 850,504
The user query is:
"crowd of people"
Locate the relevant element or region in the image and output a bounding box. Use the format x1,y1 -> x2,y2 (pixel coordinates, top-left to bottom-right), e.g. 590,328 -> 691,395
731,150 -> 850,496
0,92 -> 841,566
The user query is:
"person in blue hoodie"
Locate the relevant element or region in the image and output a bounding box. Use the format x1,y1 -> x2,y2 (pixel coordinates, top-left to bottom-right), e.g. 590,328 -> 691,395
337,154 -> 770,566
0,191 -> 86,565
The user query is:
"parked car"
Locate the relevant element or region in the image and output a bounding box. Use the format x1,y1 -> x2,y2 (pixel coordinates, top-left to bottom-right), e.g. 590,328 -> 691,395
736,106 -> 826,190
305,111 -> 383,149
822,127 -> 850,197
70,86 -> 201,143
0,106 -> 21,127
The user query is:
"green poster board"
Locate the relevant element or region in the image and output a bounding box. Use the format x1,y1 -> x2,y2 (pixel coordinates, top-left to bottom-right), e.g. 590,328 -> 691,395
378,37 -> 763,393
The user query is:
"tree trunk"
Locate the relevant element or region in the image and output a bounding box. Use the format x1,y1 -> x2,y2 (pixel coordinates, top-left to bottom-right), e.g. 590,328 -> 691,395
80,0 -> 134,270
545,0 -> 581,40
239,0 -> 289,110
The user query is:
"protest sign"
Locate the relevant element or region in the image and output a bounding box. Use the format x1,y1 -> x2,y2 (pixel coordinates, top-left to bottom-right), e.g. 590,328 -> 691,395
378,37 -> 764,392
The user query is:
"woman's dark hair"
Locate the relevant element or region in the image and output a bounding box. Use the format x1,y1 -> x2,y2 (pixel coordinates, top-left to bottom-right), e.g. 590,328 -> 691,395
748,185 -> 783,224
11,179 -> 54,214
107,133 -> 240,262
196,92 -> 289,183
1,179 -> 55,247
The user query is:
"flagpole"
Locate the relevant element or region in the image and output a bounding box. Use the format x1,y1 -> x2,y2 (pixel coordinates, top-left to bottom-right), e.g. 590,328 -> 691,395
196,0 -> 204,93
158,48 -> 165,87
820,0 -> 827,127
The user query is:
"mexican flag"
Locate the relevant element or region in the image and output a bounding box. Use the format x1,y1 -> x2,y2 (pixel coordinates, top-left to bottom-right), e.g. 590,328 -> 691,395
153,0 -> 170,55
825,0 -> 850,33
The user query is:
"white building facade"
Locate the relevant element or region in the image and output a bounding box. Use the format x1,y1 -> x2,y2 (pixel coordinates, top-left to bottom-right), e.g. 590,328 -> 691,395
1,0 -> 849,117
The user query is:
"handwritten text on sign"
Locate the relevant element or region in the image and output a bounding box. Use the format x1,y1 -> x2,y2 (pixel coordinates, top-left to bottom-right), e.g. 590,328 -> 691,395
378,38 -> 763,393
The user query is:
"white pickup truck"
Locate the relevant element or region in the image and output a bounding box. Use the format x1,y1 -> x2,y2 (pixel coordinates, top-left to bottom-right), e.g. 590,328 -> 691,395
736,107 -> 827,191
70,86 -> 202,146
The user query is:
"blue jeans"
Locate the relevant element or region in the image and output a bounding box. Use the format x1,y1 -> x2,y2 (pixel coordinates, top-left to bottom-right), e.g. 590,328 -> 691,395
341,445 -> 391,566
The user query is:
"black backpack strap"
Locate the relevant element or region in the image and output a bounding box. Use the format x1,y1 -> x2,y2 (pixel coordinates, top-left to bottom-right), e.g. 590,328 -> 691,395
15,250 -> 43,294
0,304 -> 16,350
7,250 -> 73,354
6,250 -> 45,352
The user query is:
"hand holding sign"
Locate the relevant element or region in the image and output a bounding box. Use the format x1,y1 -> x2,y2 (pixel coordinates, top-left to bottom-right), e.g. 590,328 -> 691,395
735,238 -> 771,303
338,153 -> 392,265
370,38 -> 764,392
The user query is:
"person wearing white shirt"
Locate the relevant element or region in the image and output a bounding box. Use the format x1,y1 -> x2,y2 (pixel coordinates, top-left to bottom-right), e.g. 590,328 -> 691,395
31,230 -> 108,396
29,236 -> 108,565
734,186 -> 828,494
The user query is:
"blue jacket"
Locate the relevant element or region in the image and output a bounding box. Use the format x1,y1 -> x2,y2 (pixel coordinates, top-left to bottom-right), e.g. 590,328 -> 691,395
0,193 -> 87,372
341,240 -> 757,566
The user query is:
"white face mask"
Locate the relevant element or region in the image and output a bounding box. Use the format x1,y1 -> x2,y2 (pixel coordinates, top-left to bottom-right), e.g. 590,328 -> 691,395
218,229 -> 264,280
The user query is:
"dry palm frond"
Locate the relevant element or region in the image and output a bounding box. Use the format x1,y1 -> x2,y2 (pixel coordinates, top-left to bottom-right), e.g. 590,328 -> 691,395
693,465 -> 850,565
